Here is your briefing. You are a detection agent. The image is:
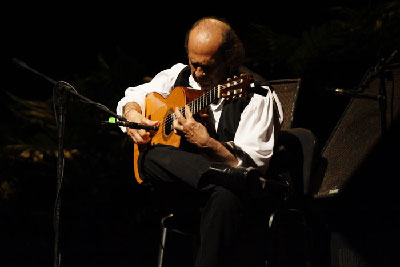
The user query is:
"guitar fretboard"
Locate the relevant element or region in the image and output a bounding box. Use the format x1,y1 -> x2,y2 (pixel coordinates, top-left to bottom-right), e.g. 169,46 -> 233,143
164,86 -> 220,130
185,86 -> 220,115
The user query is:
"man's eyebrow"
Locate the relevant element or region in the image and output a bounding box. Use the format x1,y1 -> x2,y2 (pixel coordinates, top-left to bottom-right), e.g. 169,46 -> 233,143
190,59 -> 202,66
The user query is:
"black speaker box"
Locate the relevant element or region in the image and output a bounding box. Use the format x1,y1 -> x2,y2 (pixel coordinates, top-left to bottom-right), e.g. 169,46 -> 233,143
315,65 -> 400,197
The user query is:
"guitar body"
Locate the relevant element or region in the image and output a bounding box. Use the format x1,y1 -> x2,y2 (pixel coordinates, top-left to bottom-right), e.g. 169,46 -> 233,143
133,86 -> 205,183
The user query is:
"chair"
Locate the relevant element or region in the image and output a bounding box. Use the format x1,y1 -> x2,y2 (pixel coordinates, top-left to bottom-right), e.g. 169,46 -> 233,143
268,78 -> 301,130
156,78 -> 319,267
266,128 -> 319,267
157,212 -> 200,267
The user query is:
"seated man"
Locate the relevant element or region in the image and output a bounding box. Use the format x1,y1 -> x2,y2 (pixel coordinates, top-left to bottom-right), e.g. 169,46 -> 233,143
117,16 -> 284,267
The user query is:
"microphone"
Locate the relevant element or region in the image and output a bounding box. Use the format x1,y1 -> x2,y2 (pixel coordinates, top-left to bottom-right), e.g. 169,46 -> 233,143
328,88 -> 384,100
103,117 -> 159,131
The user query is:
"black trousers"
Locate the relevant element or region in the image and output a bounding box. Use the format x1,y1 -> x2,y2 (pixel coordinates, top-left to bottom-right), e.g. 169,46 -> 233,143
138,144 -> 270,267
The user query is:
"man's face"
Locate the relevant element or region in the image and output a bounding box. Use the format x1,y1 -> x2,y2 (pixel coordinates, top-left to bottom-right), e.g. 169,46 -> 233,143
187,30 -> 228,91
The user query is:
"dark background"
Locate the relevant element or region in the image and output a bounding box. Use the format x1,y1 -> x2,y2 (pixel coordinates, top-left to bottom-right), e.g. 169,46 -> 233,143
1,1 -> 399,266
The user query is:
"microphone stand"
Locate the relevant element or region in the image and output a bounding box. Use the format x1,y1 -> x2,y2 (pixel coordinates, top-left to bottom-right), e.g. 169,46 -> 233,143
12,58 -> 157,267
53,82 -> 68,267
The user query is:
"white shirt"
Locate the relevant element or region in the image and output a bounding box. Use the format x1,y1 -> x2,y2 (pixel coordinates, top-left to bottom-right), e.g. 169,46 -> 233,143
117,63 -> 283,172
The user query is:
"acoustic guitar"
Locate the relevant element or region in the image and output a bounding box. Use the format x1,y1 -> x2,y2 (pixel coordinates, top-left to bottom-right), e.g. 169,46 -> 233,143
134,74 -> 254,183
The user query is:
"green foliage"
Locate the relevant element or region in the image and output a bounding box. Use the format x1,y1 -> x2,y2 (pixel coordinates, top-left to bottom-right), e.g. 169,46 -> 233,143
244,1 -> 400,89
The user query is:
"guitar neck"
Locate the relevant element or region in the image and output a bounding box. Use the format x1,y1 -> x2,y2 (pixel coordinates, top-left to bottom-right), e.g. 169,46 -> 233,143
181,86 -> 220,115
178,74 -> 253,116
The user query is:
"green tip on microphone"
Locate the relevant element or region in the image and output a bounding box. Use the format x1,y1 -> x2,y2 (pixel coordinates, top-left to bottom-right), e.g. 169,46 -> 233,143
108,117 -> 116,123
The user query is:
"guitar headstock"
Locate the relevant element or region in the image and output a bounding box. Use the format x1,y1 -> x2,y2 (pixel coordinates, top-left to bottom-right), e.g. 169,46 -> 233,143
218,74 -> 254,100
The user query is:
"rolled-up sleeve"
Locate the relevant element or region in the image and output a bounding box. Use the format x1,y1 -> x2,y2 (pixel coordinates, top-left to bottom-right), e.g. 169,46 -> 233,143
116,63 -> 188,117
233,89 -> 283,172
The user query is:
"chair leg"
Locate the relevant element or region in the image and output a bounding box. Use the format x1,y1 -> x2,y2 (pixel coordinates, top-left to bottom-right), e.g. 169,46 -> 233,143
157,214 -> 174,267
157,225 -> 167,267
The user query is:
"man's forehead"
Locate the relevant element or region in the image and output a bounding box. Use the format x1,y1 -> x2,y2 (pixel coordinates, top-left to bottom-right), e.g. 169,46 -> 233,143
189,26 -> 223,44
188,32 -> 222,58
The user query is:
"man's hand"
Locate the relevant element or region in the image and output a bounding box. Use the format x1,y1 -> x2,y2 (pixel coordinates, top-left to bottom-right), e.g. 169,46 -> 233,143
125,109 -> 158,144
173,105 -> 211,147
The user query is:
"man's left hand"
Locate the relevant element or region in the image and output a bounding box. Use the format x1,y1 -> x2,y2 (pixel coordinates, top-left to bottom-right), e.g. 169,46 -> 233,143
173,105 -> 211,147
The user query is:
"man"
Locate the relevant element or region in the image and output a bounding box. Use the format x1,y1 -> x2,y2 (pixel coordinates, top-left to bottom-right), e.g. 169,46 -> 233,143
117,17 -> 284,267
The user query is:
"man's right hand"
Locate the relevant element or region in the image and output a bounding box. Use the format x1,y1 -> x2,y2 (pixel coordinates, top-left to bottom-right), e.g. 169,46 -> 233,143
125,109 -> 158,144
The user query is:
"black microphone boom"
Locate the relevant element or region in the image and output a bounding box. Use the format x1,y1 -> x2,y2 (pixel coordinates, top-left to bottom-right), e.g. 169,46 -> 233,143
330,88 -> 384,100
